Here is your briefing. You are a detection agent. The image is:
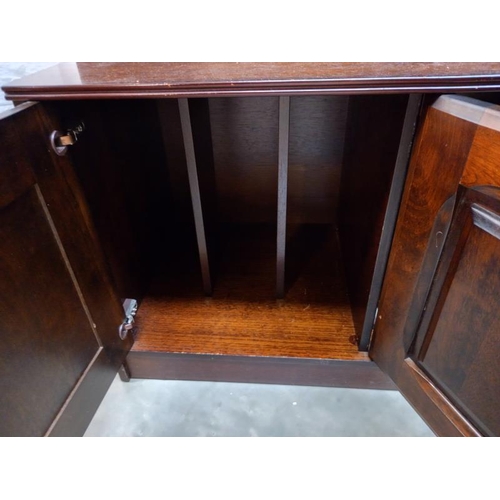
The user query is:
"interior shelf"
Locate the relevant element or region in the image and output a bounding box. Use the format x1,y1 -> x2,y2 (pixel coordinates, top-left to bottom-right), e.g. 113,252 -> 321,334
133,223 -> 366,361
63,95 -> 410,374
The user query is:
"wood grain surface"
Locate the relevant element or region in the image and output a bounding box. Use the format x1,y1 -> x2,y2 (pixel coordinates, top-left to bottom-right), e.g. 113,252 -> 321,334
413,187 -> 500,436
208,96 -> 347,224
0,102 -> 132,436
371,95 -> 500,436
133,224 -> 363,360
0,187 -> 99,436
4,63 -> 500,100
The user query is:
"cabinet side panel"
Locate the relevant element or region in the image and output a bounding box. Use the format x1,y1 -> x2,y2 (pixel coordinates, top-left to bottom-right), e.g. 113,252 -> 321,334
338,95 -> 408,341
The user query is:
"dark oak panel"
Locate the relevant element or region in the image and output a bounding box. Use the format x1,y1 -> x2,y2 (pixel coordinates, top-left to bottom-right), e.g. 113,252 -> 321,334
0,188 -> 99,436
288,96 -> 348,224
209,96 -> 347,224
5,63 -> 500,100
208,96 -> 279,224
414,187 -> 500,436
405,359 -> 480,436
47,348 -> 118,436
0,102 -> 134,436
403,195 -> 456,353
32,103 -> 132,360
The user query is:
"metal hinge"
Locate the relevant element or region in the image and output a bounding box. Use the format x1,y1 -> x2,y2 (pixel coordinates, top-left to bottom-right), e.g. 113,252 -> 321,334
50,122 -> 85,156
119,298 -> 138,340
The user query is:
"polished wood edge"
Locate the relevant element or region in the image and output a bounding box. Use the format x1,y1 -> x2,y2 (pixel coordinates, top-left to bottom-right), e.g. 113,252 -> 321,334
36,185 -> 103,348
7,84 -> 500,101
433,95 -> 491,124
434,94 -> 500,135
404,358 -> 481,437
46,348 -> 117,437
5,70 -> 500,94
126,351 -> 397,390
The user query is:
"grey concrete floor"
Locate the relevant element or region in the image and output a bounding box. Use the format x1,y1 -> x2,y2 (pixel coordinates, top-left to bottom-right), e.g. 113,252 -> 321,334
1,63 -> 434,437
85,375 -> 434,437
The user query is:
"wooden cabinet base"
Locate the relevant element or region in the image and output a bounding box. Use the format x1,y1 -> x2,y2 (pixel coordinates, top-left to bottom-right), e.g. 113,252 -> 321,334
126,352 -> 396,390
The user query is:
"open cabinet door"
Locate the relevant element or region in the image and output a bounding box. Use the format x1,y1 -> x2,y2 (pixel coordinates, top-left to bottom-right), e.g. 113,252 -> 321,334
0,102 -> 133,437
371,95 -> 500,436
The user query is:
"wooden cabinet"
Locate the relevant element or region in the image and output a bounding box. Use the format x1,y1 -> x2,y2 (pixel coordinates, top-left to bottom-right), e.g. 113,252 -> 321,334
373,94 -> 500,436
2,63 -> 500,436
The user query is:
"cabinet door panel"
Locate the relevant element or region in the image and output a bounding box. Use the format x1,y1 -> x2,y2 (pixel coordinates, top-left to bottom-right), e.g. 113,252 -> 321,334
0,188 -> 100,436
0,103 -> 131,436
413,187 -> 500,436
372,95 -> 500,436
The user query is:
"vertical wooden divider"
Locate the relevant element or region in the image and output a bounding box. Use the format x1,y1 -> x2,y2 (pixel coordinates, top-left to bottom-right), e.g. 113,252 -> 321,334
178,98 -> 213,295
358,94 -> 423,349
276,96 -> 290,298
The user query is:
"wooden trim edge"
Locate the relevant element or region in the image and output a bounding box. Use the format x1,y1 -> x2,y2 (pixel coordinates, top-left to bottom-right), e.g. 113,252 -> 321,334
126,351 -> 397,390
46,348 -> 118,437
404,358 -> 481,437
7,83 -> 500,101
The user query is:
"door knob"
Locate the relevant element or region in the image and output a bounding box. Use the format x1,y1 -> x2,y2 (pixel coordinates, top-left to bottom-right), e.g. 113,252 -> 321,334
50,122 -> 85,156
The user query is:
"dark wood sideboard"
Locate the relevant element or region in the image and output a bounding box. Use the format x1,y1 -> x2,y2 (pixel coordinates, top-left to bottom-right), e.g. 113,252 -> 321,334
2,63 -> 500,436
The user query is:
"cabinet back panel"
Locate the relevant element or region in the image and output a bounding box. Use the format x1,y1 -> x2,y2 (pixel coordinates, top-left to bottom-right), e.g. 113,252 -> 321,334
209,96 -> 348,224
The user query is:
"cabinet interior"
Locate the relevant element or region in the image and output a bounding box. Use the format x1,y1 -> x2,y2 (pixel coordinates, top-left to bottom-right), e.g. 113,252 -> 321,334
50,94 -> 408,362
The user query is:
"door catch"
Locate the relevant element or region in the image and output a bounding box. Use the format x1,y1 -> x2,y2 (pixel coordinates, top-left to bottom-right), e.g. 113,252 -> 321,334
50,122 -> 85,156
119,298 -> 138,340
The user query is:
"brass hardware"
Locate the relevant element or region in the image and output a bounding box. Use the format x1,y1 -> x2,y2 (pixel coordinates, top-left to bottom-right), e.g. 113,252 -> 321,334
50,122 -> 85,156
119,298 -> 138,340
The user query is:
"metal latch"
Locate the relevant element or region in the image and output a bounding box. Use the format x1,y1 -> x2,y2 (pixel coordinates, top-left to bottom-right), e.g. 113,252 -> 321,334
119,298 -> 138,340
50,122 -> 85,156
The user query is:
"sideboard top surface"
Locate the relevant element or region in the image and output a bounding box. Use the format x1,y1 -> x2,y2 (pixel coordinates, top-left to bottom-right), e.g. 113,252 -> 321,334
4,62 -> 500,100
